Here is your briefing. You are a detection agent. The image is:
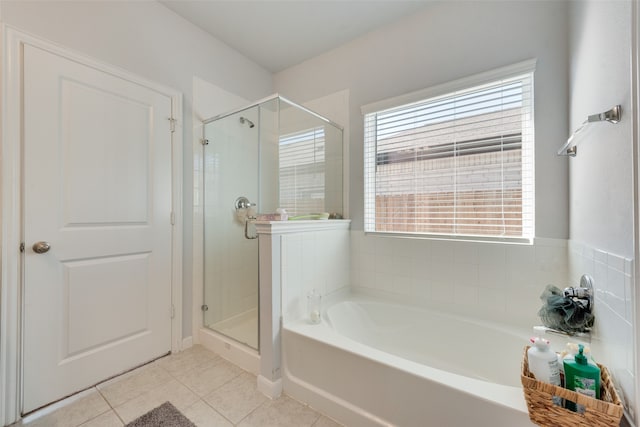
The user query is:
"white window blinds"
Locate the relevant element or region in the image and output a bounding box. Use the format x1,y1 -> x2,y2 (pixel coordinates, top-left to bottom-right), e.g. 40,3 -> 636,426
364,70 -> 534,240
279,128 -> 326,216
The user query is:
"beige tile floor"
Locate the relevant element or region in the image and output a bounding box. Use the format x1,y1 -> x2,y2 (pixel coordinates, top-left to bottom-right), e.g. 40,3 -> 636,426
13,345 -> 342,427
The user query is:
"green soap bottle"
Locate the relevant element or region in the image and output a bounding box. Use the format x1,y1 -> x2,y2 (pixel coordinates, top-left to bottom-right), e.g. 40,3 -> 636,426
563,344 -> 600,413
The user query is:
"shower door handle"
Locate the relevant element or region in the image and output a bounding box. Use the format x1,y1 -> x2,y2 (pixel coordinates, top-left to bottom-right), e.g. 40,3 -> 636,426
244,217 -> 258,240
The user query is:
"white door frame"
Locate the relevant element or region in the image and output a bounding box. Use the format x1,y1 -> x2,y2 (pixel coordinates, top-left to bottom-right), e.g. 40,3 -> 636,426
0,26 -> 183,425
632,1 -> 640,424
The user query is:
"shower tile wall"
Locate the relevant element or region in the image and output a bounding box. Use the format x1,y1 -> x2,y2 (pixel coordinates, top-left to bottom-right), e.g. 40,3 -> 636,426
568,240 -> 636,419
350,233 -> 568,327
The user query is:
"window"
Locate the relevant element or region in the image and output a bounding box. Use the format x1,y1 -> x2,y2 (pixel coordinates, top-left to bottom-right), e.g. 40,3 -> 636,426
279,127 -> 325,216
363,61 -> 535,240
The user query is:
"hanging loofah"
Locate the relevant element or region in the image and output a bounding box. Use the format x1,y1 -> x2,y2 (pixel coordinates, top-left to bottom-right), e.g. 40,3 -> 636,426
537,285 -> 594,334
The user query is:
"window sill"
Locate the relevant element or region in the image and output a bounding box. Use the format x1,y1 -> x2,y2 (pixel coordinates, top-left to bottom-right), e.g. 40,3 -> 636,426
363,230 -> 533,245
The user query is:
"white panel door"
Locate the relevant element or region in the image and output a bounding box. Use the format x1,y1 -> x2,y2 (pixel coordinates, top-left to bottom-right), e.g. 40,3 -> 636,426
22,44 -> 173,413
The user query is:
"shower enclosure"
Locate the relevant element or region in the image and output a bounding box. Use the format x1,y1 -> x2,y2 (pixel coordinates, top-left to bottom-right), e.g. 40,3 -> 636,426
202,95 -> 343,351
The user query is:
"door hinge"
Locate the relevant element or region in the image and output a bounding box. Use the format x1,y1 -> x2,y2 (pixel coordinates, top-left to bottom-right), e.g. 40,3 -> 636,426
200,138 -> 209,146
171,304 -> 175,319
170,211 -> 175,225
19,242 -> 25,253
168,117 -> 176,133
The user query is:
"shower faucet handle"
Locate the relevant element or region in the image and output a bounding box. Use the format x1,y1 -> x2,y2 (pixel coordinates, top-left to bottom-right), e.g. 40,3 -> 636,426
563,274 -> 594,312
235,196 -> 256,210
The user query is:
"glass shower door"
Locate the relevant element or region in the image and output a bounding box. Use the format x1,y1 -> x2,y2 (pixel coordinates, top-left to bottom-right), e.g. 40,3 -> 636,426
202,106 -> 260,350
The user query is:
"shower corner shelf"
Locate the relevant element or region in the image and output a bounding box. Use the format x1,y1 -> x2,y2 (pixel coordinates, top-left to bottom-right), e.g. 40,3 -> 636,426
558,105 -> 622,157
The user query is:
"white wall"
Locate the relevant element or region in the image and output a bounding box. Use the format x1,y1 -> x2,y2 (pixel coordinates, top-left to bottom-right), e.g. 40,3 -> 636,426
274,0 -> 570,239
568,0 -> 636,423
569,1 -> 634,257
274,1 -> 571,330
0,1 -> 274,338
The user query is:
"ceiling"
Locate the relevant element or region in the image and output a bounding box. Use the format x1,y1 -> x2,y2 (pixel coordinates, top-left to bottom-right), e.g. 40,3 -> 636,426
160,1 -> 432,73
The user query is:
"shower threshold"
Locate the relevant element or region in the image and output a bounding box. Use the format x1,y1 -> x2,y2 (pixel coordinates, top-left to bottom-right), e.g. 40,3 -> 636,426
207,307 -> 258,350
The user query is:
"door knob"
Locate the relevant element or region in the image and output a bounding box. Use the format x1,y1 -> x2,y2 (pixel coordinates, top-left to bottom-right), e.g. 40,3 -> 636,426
32,241 -> 51,254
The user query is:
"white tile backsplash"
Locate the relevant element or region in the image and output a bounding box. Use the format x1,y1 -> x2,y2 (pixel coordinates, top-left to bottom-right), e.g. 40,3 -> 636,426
568,240 -> 636,419
607,269 -> 627,315
477,287 -> 508,313
393,254 -> 415,276
506,261 -> 536,288
478,263 -> 507,289
431,281 -> 455,304
374,251 -> 395,274
350,232 -> 568,326
477,244 -> 506,266
453,263 -> 479,286
506,242 -> 535,267
454,244 -> 478,265
625,275 -> 633,323
608,252 -> 626,273
281,228 -> 350,323
595,248 -> 608,264
430,259 -> 454,284
453,283 -> 479,307
431,240 -> 455,262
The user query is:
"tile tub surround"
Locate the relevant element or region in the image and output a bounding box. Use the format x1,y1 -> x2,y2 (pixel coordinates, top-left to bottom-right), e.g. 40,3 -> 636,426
12,346 -> 342,427
350,232 -> 568,328
281,228 -> 351,324
569,240 -> 636,421
256,219 -> 351,397
347,233 -> 636,420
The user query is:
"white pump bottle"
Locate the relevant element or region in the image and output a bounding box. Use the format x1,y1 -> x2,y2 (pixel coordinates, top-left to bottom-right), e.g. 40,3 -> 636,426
528,331 -> 562,405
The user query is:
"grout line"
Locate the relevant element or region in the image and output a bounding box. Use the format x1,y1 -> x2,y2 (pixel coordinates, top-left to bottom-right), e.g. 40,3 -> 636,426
290,394 -> 322,427
19,344 -> 341,427
233,397 -> 271,426
160,347 -> 247,422
169,363 -> 243,400
95,386 -> 125,426
191,398 -> 237,426
172,365 -> 244,425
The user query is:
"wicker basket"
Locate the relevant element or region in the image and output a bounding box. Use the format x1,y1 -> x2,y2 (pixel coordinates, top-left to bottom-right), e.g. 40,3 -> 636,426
521,346 -> 623,427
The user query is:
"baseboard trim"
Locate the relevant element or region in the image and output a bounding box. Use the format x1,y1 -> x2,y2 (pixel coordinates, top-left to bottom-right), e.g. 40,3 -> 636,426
198,328 -> 259,375
257,375 -> 282,399
181,336 -> 193,351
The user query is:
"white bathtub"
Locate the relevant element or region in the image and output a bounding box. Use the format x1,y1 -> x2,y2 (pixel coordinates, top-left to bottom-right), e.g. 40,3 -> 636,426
282,292 -> 534,426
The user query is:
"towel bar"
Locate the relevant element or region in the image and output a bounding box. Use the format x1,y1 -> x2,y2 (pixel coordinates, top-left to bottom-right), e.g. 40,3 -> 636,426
558,105 -> 621,157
